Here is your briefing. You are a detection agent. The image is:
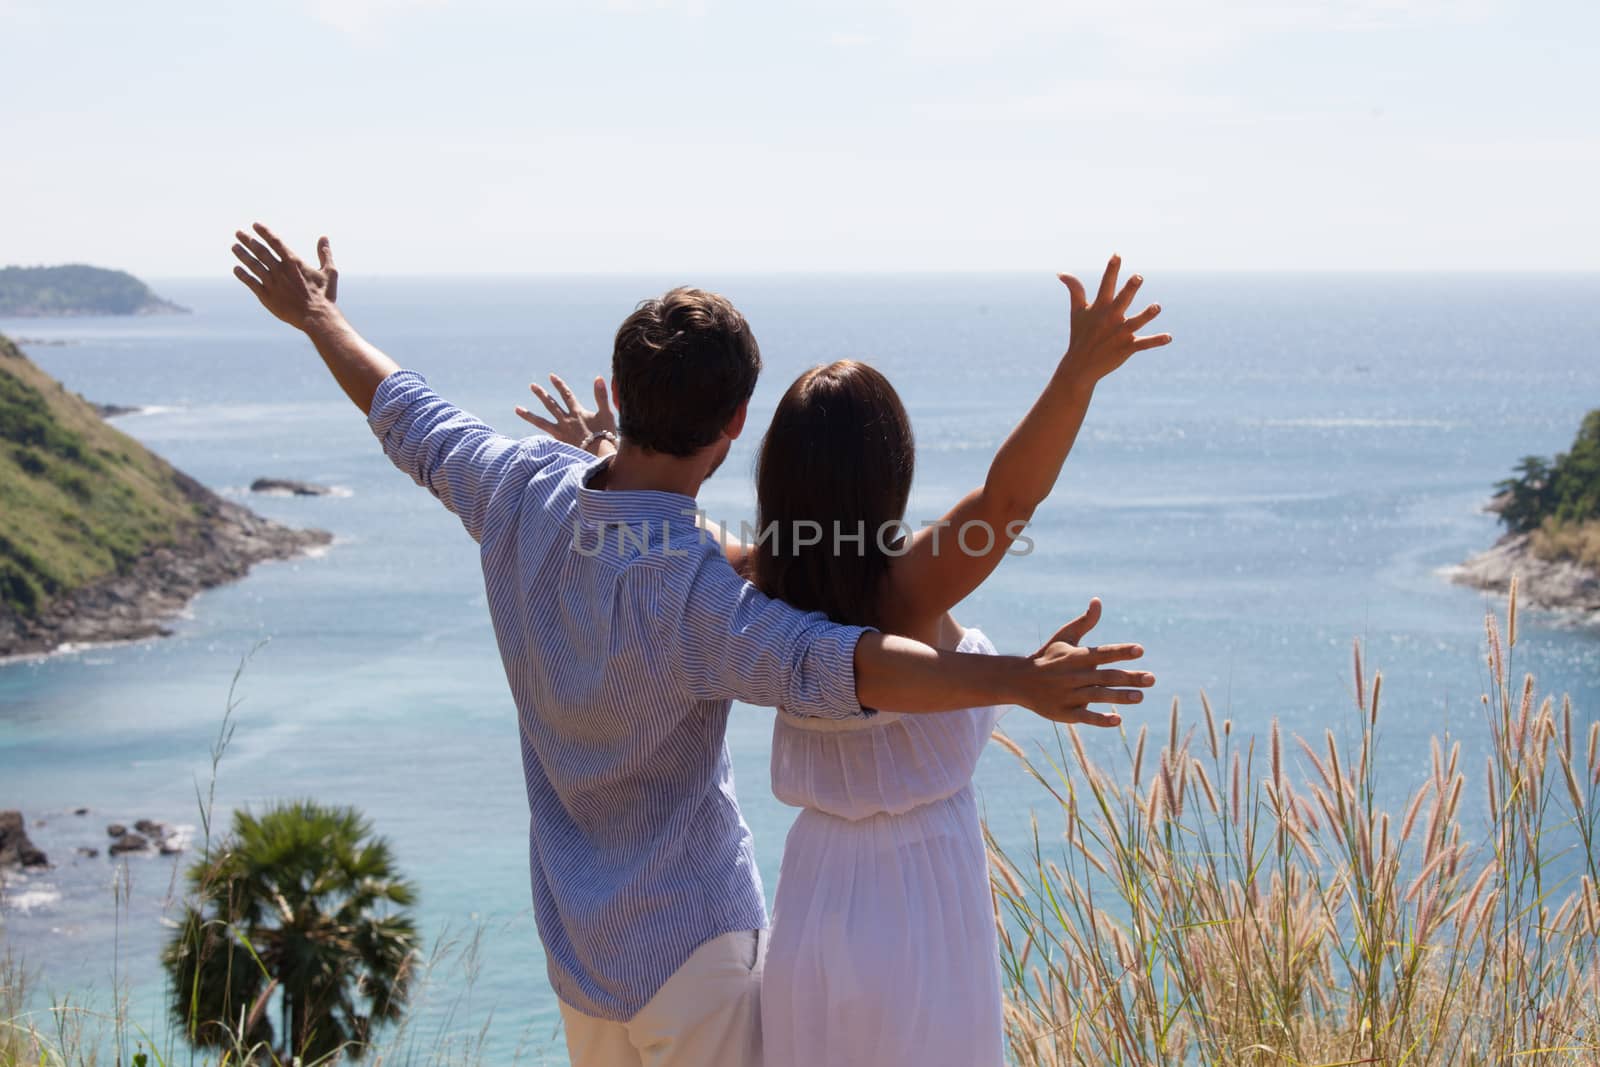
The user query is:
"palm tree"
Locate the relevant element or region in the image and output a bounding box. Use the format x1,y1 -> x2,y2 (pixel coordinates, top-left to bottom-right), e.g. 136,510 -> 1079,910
162,800 -> 419,1062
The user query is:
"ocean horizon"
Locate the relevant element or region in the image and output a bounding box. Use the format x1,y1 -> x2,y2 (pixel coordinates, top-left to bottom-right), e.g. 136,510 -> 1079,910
2,271 -> 1597,1062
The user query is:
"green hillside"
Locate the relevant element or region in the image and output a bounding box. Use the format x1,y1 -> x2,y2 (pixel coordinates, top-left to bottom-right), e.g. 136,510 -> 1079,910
0,332 -> 200,616
0,264 -> 186,316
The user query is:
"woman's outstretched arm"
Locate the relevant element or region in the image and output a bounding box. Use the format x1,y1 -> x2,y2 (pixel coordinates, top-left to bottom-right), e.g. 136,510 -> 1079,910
882,255 -> 1171,628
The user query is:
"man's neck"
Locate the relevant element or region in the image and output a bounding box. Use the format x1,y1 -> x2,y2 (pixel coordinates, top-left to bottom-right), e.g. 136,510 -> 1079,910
597,442 -> 709,499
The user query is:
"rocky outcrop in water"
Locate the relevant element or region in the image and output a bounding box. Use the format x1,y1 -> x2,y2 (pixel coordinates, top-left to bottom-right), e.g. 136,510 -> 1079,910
0,810 -> 48,868
105,818 -> 184,856
251,477 -> 336,496
1454,532 -> 1600,616
109,831 -> 149,855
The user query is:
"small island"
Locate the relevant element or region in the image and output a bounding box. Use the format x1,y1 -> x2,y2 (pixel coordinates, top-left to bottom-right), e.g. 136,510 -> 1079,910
0,264 -> 187,317
1456,409 -> 1600,615
251,477 -> 336,497
0,331 -> 330,658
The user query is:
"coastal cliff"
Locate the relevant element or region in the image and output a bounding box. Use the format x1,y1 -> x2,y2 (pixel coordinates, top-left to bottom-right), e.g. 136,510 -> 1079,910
1455,410 -> 1600,617
0,333 -> 330,658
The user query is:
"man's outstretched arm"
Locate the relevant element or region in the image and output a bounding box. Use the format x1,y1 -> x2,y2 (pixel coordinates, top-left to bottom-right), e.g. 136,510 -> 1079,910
231,222 -> 397,414
232,223 -> 559,543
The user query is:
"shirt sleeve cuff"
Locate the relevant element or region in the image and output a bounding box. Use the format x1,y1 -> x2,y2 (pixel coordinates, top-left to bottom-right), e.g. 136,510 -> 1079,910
366,368 -> 429,439
822,624 -> 879,719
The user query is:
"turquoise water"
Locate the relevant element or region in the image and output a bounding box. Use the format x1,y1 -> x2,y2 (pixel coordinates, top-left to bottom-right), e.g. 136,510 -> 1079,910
2,274 -> 1597,1061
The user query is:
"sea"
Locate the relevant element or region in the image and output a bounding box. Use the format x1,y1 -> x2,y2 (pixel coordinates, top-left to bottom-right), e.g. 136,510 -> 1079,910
2,273 -> 1597,1062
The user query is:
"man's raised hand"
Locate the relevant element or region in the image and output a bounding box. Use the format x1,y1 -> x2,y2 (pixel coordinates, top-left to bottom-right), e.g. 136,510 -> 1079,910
228,224 -> 398,413
1055,255 -> 1172,383
232,223 -> 340,331
1017,597 -> 1153,727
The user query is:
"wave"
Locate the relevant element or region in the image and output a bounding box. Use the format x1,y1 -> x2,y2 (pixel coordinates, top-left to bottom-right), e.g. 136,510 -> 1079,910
1261,417 -> 1454,430
103,404 -> 181,419
163,822 -> 198,853
222,485 -> 355,499
1,633 -> 154,665
1,871 -> 62,915
1102,490 -> 1338,509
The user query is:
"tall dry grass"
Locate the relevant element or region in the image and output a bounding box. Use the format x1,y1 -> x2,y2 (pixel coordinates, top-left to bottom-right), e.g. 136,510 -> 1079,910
1,953 -> 109,1067
991,579 -> 1600,1066
1531,518 -> 1600,570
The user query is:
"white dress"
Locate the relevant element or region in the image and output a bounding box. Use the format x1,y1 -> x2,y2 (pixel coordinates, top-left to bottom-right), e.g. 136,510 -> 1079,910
762,627 -> 1005,1067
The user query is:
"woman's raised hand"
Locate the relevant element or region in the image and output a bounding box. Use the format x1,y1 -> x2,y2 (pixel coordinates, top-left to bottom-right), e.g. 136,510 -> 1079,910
1056,255 -> 1172,384
515,374 -> 618,455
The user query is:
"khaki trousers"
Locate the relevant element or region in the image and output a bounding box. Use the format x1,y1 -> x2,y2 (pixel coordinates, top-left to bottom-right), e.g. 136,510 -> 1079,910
560,929 -> 765,1067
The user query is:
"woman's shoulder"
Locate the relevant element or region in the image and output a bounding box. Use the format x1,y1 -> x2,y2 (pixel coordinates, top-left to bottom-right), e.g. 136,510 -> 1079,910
872,607 -> 967,650
954,625 -> 997,656
907,612 -> 996,656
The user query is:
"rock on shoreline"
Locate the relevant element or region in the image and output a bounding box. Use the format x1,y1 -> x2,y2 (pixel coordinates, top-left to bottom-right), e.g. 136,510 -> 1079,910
0,469 -> 332,659
1453,532 -> 1600,616
1,810 -> 191,876
0,810 -> 49,868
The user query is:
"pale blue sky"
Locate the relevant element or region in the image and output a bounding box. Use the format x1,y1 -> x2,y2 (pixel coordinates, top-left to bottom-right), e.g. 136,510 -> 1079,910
4,0 -> 1597,275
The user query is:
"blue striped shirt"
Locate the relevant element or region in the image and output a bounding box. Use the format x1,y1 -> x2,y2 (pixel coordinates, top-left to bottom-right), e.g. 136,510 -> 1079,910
368,370 -> 872,1021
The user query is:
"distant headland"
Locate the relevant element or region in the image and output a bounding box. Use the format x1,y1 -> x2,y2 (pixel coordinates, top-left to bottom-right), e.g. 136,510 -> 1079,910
1455,410 -> 1600,618
0,264 -> 188,317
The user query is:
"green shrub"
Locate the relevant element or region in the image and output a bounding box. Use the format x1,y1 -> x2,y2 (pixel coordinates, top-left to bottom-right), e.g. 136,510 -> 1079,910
1498,411 -> 1600,534
162,802 -> 420,1063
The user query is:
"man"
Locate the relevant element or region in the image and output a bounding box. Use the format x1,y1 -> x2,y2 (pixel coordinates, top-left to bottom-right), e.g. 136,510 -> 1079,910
230,224 -> 1153,1066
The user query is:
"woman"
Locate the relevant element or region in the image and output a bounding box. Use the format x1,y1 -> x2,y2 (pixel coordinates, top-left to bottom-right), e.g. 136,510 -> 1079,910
519,257 -> 1168,1065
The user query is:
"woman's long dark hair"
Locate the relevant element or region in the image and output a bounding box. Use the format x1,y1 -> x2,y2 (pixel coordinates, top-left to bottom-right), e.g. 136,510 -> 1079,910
748,360 -> 915,629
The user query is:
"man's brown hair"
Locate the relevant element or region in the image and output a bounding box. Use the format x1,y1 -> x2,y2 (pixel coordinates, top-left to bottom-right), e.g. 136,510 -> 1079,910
611,287 -> 762,456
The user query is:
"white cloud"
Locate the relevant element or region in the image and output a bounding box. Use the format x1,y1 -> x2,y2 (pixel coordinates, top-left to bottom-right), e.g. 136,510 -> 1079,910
950,78 -> 1240,123
0,0 -> 44,23
601,0 -> 710,14
884,0 -> 1495,64
1420,137 -> 1600,165
307,0 -> 447,36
